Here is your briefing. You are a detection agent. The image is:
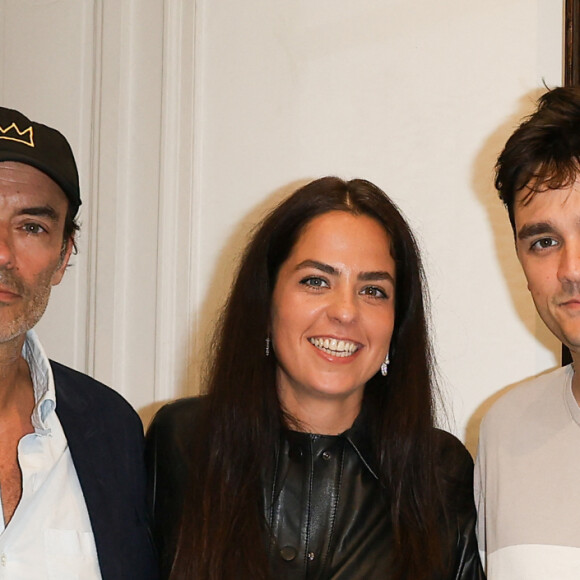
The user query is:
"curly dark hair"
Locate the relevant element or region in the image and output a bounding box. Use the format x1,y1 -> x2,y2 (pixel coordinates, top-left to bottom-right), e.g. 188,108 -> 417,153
496,86 -> 580,231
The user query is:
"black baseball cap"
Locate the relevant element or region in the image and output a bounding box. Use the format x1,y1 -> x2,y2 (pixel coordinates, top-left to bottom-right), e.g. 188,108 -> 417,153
0,106 -> 81,216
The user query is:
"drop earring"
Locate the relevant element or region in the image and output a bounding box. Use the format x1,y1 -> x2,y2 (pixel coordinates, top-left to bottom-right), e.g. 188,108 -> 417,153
265,337 -> 271,357
380,353 -> 390,377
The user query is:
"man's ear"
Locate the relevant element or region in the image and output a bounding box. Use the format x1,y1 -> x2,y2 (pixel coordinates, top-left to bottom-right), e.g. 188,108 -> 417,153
51,236 -> 74,286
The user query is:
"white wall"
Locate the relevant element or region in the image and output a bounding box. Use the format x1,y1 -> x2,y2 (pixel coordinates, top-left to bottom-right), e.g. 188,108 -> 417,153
0,0 -> 564,451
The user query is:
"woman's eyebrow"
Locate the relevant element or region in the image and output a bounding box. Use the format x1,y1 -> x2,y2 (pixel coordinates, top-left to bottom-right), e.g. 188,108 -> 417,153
295,260 -> 337,275
358,271 -> 394,283
295,260 -> 394,284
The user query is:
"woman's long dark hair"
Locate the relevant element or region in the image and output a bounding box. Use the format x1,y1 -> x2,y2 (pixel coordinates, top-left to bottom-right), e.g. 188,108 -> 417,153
172,177 -> 448,579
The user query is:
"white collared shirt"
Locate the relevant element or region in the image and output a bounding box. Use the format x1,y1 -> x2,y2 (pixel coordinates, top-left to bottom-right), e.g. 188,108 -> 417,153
0,330 -> 101,579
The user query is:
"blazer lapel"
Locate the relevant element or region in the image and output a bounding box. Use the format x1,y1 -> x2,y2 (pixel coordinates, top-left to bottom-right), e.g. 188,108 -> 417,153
52,363 -> 122,580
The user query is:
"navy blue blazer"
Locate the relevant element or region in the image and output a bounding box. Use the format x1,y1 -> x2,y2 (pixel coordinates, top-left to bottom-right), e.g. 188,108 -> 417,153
52,360 -> 159,580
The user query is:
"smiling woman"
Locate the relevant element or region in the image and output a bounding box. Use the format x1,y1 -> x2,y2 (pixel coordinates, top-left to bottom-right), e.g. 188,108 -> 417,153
145,177 -> 484,580
271,211 -> 396,435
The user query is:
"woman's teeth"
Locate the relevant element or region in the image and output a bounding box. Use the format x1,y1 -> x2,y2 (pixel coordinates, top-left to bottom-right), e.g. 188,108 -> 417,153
309,337 -> 358,357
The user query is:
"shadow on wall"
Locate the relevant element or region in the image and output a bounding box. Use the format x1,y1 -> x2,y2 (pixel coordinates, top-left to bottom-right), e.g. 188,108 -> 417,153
464,87 -> 561,456
470,88 -> 556,350
140,401 -> 168,431
138,179 -> 313,428
183,179 -> 313,395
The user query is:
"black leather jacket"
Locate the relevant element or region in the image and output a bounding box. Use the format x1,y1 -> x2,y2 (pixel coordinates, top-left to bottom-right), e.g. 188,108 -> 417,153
146,398 -> 484,580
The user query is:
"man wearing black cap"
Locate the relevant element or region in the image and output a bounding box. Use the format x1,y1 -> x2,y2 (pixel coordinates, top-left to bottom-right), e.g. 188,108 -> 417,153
0,107 -> 157,579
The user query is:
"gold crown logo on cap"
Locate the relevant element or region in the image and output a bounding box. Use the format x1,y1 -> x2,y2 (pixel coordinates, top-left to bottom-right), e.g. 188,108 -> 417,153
0,122 -> 34,147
